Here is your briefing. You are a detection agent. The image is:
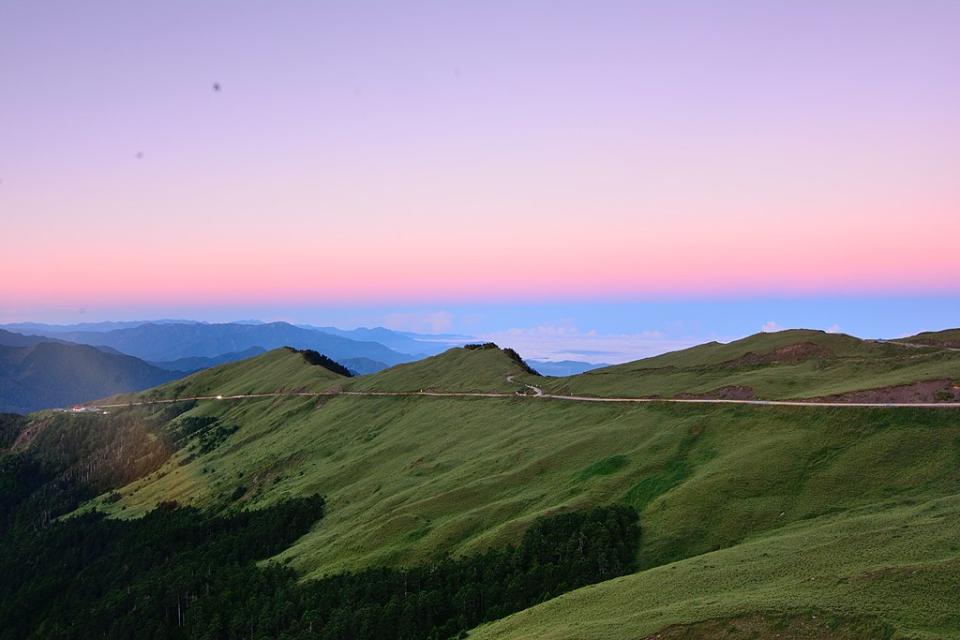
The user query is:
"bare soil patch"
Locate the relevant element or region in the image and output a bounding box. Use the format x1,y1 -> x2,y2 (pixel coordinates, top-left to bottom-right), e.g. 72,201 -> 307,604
721,342 -> 834,368
808,379 -> 959,403
640,613 -> 890,640
676,385 -> 756,400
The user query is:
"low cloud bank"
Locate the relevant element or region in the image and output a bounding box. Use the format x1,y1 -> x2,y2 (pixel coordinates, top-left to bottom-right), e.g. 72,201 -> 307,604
481,324 -> 705,364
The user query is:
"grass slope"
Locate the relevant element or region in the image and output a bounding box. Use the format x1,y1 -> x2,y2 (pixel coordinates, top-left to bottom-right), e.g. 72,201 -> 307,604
30,335 -> 960,637
84,396 -> 960,584
615,330 -> 883,368
533,329 -> 960,400
129,347 -> 347,401
344,345 -> 532,393
473,493 -> 960,640
900,329 -> 960,349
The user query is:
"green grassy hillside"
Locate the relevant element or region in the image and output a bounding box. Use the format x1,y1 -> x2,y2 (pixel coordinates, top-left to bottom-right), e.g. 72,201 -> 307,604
532,330 -> 960,400
344,344 -> 533,393
611,330 -> 887,368
473,493 -> 960,640
84,394 -> 960,582
900,329 -> 960,349
116,344 -> 532,402
129,347 -> 347,401
15,333 -> 959,638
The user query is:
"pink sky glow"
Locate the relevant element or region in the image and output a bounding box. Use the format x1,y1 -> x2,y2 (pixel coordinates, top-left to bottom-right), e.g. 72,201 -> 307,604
2,1 -> 958,306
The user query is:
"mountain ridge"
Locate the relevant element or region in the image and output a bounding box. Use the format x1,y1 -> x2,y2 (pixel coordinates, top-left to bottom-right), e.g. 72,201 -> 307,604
534,328 -> 960,402
0,341 -> 180,413
21,321 -> 412,365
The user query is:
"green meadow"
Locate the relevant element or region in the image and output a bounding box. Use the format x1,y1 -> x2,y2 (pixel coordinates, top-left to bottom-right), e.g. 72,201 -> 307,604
529,329 -> 960,400
29,333 -> 960,637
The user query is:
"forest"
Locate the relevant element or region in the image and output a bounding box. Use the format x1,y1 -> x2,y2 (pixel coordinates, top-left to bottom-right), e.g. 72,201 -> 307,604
0,379 -> 640,639
0,496 -> 638,640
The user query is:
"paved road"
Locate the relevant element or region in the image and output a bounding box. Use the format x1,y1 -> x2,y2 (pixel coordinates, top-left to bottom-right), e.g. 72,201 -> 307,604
506,374 -> 545,396
92,381 -> 960,410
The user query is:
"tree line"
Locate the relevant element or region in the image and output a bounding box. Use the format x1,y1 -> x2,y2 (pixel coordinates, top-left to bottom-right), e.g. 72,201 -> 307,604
0,496 -> 638,640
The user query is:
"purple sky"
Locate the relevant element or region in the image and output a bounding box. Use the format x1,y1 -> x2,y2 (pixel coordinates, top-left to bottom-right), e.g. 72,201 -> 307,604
2,1 -> 958,361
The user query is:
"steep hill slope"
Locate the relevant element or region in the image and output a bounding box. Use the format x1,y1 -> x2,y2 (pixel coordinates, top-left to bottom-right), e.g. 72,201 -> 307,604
0,342 -> 179,413
535,329 -> 960,401
0,413 -> 27,449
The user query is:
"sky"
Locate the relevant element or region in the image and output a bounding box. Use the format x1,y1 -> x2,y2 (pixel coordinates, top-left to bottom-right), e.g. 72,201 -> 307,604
2,2 -> 958,361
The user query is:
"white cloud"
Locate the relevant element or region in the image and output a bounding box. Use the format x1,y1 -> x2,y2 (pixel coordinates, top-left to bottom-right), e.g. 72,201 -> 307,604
383,311 -> 454,334
504,323 -> 579,338
761,321 -> 784,333
826,323 -> 842,334
480,324 -> 698,364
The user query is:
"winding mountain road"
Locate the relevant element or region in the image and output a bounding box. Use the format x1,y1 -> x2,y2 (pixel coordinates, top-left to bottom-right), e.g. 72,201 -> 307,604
90,377 -> 960,410
506,374 -> 545,396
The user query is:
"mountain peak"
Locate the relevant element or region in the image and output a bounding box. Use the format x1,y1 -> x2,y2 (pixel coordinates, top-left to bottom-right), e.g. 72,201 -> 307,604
348,345 -> 538,393
135,347 -> 348,402
284,347 -> 354,377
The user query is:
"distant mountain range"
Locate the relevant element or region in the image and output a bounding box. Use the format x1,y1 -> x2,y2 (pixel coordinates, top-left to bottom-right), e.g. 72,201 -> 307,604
4,319 -> 202,333
7,321 -> 413,365
148,347 -> 269,373
526,359 -> 609,376
0,328 -> 67,348
339,357 -> 391,376
0,321 -> 638,413
0,322 -> 466,413
297,325 -> 466,357
0,339 -> 179,414
0,328 -> 117,355
2,321 -> 608,374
